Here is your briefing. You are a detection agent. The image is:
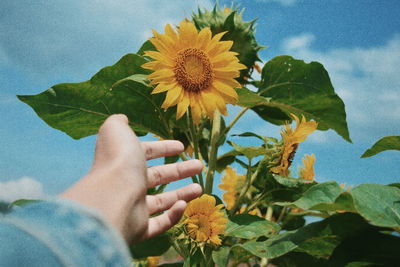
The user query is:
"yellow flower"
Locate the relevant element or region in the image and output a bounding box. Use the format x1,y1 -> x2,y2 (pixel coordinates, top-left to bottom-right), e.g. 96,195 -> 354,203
299,154 -> 316,181
147,256 -> 160,267
271,114 -> 318,177
218,167 -> 245,210
142,20 -> 246,123
183,194 -> 228,245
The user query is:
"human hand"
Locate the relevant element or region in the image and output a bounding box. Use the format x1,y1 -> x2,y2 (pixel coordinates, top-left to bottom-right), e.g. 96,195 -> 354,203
60,114 -> 203,243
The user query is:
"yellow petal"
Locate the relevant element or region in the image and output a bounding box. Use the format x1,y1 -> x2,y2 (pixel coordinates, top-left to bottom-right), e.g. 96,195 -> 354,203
151,82 -> 177,94
176,92 -> 190,119
196,27 -> 212,50
161,86 -> 182,108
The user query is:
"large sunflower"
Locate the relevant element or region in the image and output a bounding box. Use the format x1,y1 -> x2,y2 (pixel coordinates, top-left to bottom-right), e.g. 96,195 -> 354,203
183,194 -> 227,245
142,20 -> 246,123
271,114 -> 318,177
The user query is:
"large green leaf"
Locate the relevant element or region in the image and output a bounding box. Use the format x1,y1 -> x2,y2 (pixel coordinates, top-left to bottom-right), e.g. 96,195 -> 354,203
239,213 -> 373,260
361,135 -> 400,158
253,55 -> 351,142
237,87 -> 270,108
225,214 -> 280,239
212,246 -> 230,267
351,184 -> 400,229
271,252 -> 330,267
291,181 -> 345,210
18,54 -> 154,139
329,229 -> 400,266
130,233 -> 171,259
104,74 -> 172,138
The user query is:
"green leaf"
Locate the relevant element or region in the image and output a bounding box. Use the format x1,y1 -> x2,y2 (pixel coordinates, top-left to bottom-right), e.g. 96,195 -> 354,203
329,229 -> 400,266
351,184 -> 400,229
239,213 -> 373,260
216,150 -> 240,172
231,132 -> 264,141
237,87 -> 270,108
10,199 -> 41,207
212,246 -> 230,267
18,54 -> 151,139
105,74 -> 171,138
292,181 -> 344,210
253,55 -> 351,142
273,175 -> 316,188
361,135 -> 400,158
130,232 -> 171,259
228,141 -> 265,160
271,252 -> 330,267
225,214 -> 280,239
137,40 -> 156,56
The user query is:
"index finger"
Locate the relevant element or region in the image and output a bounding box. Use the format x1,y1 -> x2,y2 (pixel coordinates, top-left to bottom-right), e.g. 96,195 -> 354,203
141,140 -> 184,160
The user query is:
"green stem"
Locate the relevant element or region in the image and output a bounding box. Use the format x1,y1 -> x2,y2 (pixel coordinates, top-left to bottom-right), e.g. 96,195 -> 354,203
204,111 -> 221,195
276,206 -> 287,224
230,158 -> 264,215
188,111 -> 204,189
266,206 -> 273,221
223,107 -> 249,136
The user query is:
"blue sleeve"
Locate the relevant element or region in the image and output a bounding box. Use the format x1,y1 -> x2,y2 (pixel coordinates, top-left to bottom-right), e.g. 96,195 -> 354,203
0,199 -> 132,267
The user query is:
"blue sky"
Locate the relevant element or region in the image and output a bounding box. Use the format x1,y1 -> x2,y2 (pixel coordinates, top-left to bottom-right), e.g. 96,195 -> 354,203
1,0 -> 399,200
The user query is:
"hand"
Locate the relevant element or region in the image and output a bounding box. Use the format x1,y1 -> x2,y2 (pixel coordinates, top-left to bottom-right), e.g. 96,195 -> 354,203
60,114 -> 203,243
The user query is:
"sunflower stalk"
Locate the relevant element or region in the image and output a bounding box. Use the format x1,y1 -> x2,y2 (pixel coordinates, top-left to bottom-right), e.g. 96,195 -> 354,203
205,111 -> 221,194
223,106 -> 249,136
230,157 -> 264,215
187,110 -> 204,188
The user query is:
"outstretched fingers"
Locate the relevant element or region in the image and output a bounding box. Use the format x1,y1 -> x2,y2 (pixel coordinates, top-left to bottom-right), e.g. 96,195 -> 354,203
147,159 -> 203,188
146,183 -> 202,214
143,200 -> 187,241
141,140 -> 184,160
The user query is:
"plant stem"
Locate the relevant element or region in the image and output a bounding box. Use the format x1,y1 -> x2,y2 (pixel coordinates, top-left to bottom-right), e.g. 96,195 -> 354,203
230,158 -> 264,215
266,206 -> 273,221
204,111 -> 221,195
276,206 -> 287,224
223,107 -> 249,136
188,110 -> 204,189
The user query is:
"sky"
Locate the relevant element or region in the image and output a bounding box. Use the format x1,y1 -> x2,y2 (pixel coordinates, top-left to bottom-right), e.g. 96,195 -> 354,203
1,0 -> 399,201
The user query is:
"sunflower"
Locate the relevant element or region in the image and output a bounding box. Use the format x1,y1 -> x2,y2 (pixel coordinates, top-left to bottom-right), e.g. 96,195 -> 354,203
218,166 -> 245,210
147,256 -> 160,267
183,194 -> 227,245
299,154 -> 316,181
142,20 -> 246,123
271,114 -> 318,177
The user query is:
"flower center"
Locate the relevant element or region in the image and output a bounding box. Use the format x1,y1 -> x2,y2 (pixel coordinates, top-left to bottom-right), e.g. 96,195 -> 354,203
174,48 -> 213,93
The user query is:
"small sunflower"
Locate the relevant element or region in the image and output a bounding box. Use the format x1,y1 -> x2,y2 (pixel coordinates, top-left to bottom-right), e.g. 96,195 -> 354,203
147,256 -> 160,267
218,166 -> 245,210
183,194 -> 227,245
299,154 -> 316,181
142,20 -> 246,123
271,114 -> 318,177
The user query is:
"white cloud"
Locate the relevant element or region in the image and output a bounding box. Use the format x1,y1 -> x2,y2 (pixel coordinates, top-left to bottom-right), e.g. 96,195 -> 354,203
258,0 -> 297,6
281,33 -> 400,142
0,177 -> 46,202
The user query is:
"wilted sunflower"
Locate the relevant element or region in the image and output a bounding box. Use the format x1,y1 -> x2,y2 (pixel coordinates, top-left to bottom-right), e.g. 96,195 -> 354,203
271,114 -> 318,177
299,154 -> 316,181
218,166 -> 245,210
183,194 -> 227,245
142,20 -> 246,123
